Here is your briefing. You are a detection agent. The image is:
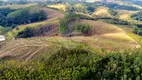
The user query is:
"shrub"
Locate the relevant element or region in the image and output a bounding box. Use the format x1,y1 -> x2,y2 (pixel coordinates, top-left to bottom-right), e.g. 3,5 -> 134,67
75,23 -> 92,35
17,27 -> 34,38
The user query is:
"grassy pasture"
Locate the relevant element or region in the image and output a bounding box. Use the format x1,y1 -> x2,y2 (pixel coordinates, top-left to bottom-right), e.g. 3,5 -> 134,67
48,4 -> 66,11
72,20 -> 140,50
116,24 -> 142,46
93,7 -> 112,17
116,10 -> 138,20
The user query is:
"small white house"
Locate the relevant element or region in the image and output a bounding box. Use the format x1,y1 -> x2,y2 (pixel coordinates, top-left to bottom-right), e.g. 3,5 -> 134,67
0,35 -> 5,41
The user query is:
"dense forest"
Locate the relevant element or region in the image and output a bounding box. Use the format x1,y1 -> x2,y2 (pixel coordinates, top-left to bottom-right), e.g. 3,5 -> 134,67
0,8 -> 15,27
0,6 -> 47,28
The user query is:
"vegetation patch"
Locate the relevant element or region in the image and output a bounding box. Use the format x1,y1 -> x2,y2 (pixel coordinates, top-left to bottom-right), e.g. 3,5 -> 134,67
59,13 -> 92,36
131,11 -> 142,21
17,24 -> 58,38
0,8 -> 16,27
7,6 -> 47,27
75,23 -> 92,35
0,47 -> 142,80
0,5 -> 47,28
0,26 -> 11,35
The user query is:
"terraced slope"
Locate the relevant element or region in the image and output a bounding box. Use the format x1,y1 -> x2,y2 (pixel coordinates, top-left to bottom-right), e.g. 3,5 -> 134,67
70,20 -> 140,50
0,37 -> 84,60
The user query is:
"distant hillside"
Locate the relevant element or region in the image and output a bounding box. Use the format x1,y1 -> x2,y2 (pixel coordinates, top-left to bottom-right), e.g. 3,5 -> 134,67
6,8 -> 64,40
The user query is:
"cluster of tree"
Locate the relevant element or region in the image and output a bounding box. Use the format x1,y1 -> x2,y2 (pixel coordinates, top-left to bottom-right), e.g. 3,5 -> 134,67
133,24 -> 142,36
59,13 -> 80,34
7,7 -> 47,25
0,8 -> 15,16
131,11 -> 142,21
109,9 -> 118,17
17,28 -> 34,38
0,7 -> 47,28
1,46 -> 142,79
0,8 -> 16,27
59,13 -> 92,36
75,23 -> 92,35
105,3 -> 139,11
66,3 -> 96,14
